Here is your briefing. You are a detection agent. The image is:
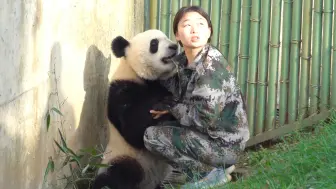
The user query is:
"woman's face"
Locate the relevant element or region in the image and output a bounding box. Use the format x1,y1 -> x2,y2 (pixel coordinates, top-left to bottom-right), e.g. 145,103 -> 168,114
175,11 -> 211,49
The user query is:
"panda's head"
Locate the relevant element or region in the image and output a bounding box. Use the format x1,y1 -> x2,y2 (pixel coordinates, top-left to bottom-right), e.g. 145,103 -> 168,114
111,29 -> 178,80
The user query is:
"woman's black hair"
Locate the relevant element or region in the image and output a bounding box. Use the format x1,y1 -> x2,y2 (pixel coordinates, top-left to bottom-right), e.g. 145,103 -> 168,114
172,6 -> 213,46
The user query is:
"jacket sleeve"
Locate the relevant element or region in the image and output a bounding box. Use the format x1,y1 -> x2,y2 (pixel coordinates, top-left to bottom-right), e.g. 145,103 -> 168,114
169,59 -> 238,131
159,74 -> 180,96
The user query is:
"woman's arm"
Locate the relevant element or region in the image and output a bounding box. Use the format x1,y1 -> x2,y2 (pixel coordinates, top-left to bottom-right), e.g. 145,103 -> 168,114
169,56 -> 242,132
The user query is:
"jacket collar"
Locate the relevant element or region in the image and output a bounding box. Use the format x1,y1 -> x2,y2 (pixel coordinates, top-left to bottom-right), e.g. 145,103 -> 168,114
174,44 -> 211,70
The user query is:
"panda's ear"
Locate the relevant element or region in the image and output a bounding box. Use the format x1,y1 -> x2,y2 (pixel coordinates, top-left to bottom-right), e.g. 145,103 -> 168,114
111,36 -> 130,58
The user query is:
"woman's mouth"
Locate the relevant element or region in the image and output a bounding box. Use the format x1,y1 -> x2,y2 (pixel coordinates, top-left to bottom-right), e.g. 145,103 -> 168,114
191,36 -> 200,42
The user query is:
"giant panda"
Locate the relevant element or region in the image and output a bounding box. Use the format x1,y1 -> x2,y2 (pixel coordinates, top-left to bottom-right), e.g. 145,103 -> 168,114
92,30 -> 179,189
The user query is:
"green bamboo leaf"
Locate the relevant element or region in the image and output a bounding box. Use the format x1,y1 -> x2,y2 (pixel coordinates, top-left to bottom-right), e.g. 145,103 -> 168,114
54,139 -> 68,154
45,112 -> 51,132
80,147 -> 98,156
51,107 -> 63,116
66,147 -> 79,158
69,157 -> 81,168
62,156 -> 71,167
58,128 -> 67,148
70,155 -> 81,165
43,156 -> 55,186
68,163 -> 73,173
49,156 -> 55,173
56,129 -> 81,159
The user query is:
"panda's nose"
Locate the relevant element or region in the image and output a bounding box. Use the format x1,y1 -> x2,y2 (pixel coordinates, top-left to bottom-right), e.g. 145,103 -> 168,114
169,44 -> 178,50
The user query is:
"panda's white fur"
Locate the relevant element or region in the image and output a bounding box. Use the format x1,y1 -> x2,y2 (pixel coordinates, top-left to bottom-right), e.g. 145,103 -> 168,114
97,122 -> 172,189
111,58 -> 144,84
122,30 -> 178,81
92,30 -> 178,189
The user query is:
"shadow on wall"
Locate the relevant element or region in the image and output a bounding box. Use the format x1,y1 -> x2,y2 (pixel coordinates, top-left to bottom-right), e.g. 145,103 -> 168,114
70,44 -> 111,159
42,42 -> 77,188
43,43 -> 111,188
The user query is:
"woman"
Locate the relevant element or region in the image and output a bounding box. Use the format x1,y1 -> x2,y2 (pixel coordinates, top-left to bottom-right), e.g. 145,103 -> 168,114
144,6 -> 250,188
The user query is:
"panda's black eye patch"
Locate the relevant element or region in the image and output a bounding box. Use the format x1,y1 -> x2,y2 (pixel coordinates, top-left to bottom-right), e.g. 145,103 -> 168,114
150,39 -> 159,54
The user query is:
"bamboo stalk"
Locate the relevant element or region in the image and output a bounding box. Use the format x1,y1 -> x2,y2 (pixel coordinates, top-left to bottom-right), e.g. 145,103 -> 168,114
255,0 -> 271,134
160,0 -> 170,36
170,0 -> 179,40
279,0 -> 293,125
265,0 -> 282,131
332,0 -> 336,108
192,0 -> 201,6
144,0 -> 150,30
156,0 -> 162,29
309,0 -> 322,115
181,0 -> 190,7
264,0 -> 282,131
298,0 -> 312,119
149,0 -> 158,29
201,0 -> 210,14
219,0 -> 232,59
320,0 -> 333,111
288,0 -> 302,123
210,0 -> 221,48
247,0 -> 261,136
238,0 -> 251,98
228,0 -> 241,77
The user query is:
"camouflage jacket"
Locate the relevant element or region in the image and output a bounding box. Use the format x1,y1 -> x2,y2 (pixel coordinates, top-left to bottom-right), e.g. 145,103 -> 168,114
160,44 -> 250,150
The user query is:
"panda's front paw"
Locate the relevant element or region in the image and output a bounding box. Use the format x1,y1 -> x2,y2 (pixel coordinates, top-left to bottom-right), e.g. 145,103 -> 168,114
152,96 -> 179,111
152,102 -> 169,111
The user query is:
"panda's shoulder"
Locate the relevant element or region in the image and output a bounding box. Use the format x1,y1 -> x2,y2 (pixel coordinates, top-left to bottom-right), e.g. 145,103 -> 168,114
109,79 -> 148,94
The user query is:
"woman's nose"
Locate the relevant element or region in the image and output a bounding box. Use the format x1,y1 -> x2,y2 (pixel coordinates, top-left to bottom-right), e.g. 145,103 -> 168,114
191,26 -> 199,33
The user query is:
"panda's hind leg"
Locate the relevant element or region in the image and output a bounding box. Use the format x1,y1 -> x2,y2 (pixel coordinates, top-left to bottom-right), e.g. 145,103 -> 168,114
154,183 -> 165,189
92,156 -> 144,189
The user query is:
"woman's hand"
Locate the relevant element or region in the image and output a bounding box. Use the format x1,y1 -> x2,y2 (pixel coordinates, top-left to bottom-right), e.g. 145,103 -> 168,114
150,110 -> 169,119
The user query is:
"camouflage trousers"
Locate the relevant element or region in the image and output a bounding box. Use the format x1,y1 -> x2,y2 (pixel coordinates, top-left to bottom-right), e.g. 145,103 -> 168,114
143,121 -> 238,172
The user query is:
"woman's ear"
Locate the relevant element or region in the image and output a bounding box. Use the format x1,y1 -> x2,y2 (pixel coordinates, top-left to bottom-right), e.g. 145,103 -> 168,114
206,27 -> 212,39
175,32 -> 180,41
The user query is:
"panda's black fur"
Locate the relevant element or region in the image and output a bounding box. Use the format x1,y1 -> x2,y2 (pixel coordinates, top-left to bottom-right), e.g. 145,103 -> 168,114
92,30 -> 178,189
107,79 -> 176,149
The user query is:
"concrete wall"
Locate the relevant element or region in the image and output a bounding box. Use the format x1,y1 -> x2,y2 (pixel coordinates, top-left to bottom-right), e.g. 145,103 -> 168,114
0,0 -> 144,188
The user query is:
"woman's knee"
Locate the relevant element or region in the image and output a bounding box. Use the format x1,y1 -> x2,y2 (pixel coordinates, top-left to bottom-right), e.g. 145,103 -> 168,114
143,126 -> 157,147
144,126 -> 173,140
143,126 -> 174,150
